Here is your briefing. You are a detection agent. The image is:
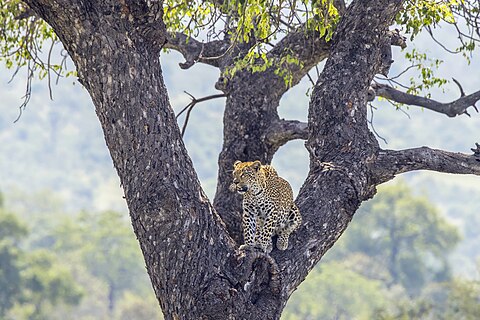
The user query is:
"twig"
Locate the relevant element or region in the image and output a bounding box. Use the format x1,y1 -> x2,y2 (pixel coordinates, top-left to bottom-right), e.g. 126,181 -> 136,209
176,92 -> 227,137
368,104 -> 388,145
306,72 -> 315,87
14,60 -> 34,123
452,78 -> 466,97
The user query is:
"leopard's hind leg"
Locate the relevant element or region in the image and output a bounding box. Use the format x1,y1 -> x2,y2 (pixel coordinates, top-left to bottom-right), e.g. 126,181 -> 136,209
276,205 -> 302,250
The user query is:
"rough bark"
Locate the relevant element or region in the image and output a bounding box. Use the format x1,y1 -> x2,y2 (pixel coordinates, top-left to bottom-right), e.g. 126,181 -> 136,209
373,146 -> 480,183
213,69 -> 285,244
23,1 -> 236,319
20,0 -> 480,319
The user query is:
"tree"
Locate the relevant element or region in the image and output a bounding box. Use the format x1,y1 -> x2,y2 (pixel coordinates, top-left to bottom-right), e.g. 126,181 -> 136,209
282,182 -> 462,319
377,278 -> 480,320
51,211 -> 154,314
1,0 -> 480,319
0,209 -> 27,317
0,208 -> 83,319
331,182 -> 461,296
282,261 -> 389,320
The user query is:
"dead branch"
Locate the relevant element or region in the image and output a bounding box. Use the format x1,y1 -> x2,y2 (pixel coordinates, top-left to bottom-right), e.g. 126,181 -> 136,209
176,92 -> 227,137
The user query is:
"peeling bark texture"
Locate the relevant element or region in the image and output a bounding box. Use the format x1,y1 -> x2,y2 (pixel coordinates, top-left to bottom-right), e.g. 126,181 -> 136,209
21,0 -> 480,319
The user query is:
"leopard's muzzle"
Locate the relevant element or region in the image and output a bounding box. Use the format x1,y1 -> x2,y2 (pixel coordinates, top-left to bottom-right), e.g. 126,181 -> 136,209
229,182 -> 248,194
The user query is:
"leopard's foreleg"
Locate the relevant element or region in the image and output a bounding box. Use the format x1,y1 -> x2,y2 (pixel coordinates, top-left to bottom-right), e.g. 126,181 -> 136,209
241,205 -> 256,248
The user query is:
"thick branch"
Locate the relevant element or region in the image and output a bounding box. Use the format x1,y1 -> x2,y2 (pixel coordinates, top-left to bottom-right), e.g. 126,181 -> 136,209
333,0 -> 347,14
164,32 -> 230,69
267,23 -> 406,87
265,119 -> 308,147
371,83 -> 480,117
267,24 -> 330,86
373,146 -> 480,184
387,29 -> 407,49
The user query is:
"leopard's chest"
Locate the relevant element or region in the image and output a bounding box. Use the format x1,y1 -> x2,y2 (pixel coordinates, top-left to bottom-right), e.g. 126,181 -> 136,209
243,191 -> 278,217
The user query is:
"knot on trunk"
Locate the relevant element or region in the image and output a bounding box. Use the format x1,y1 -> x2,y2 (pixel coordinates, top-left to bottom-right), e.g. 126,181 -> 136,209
234,246 -> 281,296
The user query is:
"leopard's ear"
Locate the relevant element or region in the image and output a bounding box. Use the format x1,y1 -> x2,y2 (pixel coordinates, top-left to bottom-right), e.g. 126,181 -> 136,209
233,160 -> 241,168
252,160 -> 261,171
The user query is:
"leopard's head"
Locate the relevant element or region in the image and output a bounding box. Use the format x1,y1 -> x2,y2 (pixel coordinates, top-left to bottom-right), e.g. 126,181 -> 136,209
229,160 -> 265,194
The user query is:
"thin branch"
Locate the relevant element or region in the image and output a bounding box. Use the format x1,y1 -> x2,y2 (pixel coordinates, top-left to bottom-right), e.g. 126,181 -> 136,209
375,63 -> 420,82
385,98 -> 411,119
373,145 -> 480,184
14,60 -> 34,123
306,72 -> 315,87
47,39 -> 55,100
371,82 -> 480,117
176,92 -> 227,137
452,77 -> 466,97
425,25 -> 459,54
368,104 -> 388,145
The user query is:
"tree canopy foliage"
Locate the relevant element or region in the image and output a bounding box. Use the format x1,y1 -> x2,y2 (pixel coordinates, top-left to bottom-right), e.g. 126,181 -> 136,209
0,193 -> 163,320
282,182 -> 466,319
1,0 -> 479,101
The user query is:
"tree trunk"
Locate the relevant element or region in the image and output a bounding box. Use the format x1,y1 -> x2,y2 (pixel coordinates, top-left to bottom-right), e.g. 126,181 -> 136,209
213,69 -> 288,244
22,0 -> 423,319
107,282 -> 115,315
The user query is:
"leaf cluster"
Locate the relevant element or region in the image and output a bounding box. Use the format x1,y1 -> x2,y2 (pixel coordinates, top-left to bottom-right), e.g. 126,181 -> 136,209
164,0 -> 339,84
0,0 -> 71,79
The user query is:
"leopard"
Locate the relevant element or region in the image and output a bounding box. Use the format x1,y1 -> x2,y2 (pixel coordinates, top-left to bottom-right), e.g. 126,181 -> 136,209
229,160 -> 302,253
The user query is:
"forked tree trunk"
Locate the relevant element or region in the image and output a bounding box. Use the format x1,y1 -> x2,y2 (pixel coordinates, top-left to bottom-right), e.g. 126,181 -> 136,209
27,0 -> 472,319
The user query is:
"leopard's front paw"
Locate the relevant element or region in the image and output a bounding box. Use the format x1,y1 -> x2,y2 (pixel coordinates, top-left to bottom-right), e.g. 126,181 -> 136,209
238,243 -> 269,253
276,241 -> 288,251
276,234 -> 290,250
238,244 -> 251,251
